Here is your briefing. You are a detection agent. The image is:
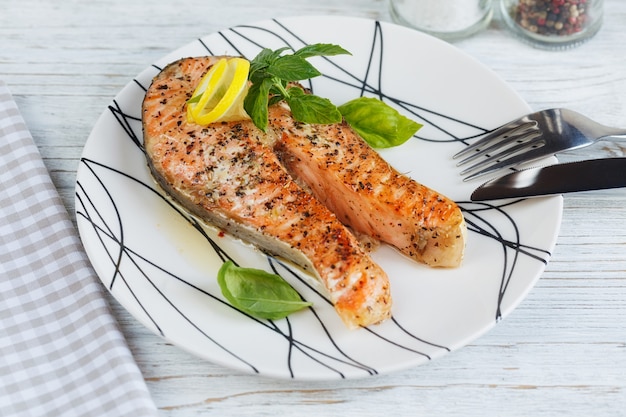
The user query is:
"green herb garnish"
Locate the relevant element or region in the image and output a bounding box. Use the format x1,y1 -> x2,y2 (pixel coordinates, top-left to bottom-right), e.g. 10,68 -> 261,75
338,97 -> 423,148
243,43 -> 422,148
217,261 -> 312,320
244,43 -> 349,132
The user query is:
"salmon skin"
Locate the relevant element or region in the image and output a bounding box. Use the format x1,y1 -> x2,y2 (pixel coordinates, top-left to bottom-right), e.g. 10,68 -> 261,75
142,56 -> 392,328
269,104 -> 466,268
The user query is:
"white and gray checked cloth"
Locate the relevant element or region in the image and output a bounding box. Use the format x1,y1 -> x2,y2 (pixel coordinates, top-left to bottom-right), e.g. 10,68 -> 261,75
0,81 -> 159,416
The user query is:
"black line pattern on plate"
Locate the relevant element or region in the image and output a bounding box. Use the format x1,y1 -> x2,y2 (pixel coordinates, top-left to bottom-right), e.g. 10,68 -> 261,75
75,18 -> 557,379
460,201 -> 552,321
76,157 -> 374,377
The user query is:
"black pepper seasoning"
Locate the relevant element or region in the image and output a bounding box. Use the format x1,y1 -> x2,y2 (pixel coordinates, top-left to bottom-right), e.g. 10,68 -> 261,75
500,0 -> 603,49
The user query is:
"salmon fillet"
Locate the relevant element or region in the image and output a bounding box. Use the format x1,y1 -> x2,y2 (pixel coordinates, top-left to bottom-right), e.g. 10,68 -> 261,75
269,104 -> 466,268
142,57 -> 391,328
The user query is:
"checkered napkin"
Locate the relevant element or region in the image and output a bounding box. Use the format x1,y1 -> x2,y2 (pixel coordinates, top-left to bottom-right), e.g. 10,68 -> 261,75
0,81 -> 158,416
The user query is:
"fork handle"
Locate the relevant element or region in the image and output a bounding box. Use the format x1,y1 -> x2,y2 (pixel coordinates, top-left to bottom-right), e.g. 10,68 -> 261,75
600,135 -> 626,143
599,128 -> 626,140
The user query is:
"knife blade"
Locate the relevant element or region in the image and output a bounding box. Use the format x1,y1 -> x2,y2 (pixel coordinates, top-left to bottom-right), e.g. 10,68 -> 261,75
471,158 -> 626,201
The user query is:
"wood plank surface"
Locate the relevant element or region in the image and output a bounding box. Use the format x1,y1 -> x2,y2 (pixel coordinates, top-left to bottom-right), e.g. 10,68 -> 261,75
2,0 -> 625,415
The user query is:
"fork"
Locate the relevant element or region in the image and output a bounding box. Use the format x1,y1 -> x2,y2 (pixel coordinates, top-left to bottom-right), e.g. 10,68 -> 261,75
454,108 -> 626,181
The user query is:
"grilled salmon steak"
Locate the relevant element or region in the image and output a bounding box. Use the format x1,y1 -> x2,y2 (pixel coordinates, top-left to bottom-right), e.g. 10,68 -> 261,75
269,103 -> 466,268
142,57 -> 392,328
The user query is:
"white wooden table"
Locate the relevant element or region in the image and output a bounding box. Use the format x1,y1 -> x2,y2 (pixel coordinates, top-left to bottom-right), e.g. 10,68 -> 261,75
3,1 -> 626,415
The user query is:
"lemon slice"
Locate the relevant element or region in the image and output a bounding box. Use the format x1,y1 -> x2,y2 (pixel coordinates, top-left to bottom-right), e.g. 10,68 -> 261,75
187,57 -> 251,125
186,58 -> 228,121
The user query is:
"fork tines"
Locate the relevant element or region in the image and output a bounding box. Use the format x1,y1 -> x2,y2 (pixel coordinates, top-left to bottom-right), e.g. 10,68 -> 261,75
454,119 -> 544,181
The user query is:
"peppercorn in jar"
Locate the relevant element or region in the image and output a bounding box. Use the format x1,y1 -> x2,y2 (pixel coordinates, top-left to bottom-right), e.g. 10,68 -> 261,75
499,0 -> 603,49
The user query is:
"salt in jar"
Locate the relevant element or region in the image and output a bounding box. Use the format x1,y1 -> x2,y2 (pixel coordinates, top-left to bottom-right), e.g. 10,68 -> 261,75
390,0 -> 494,41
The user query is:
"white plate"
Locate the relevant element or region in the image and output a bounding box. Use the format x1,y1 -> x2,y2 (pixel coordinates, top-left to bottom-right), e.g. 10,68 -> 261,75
76,15 -> 562,380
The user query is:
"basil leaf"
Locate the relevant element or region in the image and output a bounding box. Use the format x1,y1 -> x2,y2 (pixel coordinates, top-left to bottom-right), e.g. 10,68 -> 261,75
286,87 -> 342,125
294,43 -> 352,59
268,55 -> 321,81
338,97 -> 423,148
217,261 -> 312,320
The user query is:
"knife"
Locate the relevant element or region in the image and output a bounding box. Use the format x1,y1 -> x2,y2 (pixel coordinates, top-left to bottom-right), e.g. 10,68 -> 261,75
471,158 -> 626,201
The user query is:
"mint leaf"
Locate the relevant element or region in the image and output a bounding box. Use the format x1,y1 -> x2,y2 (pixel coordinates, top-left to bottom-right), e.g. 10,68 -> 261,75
268,55 -> 321,81
338,97 -> 423,148
249,47 -> 290,74
217,261 -> 312,320
286,87 -> 342,125
246,43 -> 350,130
244,77 -> 273,131
244,44 -> 420,149
294,44 -> 352,59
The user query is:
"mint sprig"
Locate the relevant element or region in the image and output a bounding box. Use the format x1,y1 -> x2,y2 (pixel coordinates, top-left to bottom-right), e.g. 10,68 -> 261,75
244,44 -> 350,132
244,43 -> 422,148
